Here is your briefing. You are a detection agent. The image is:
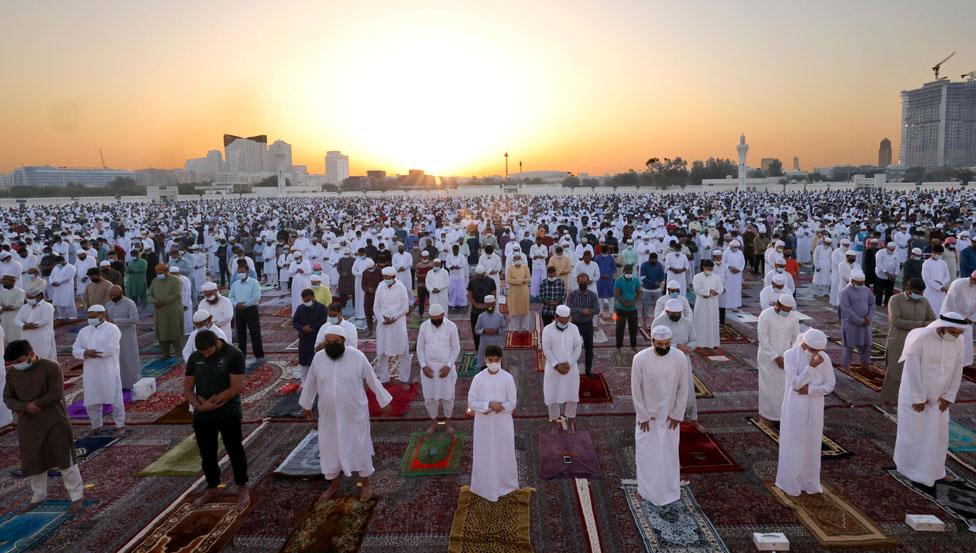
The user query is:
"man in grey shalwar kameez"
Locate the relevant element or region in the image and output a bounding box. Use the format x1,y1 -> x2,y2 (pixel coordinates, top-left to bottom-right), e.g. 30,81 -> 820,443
839,269 -> 874,370
474,294 -> 507,368
104,285 -> 141,389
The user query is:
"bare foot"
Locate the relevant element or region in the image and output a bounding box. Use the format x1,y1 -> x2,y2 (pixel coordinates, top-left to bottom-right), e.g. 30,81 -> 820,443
320,478 -> 341,501
68,498 -> 85,513
19,501 -> 42,514
567,419 -> 576,433
424,423 -> 437,435
192,488 -> 222,508
236,486 -> 250,506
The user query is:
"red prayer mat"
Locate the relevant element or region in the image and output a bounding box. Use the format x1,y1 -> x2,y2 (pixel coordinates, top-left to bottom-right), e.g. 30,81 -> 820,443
366,382 -> 418,417
679,423 -> 743,474
579,373 -> 612,404
505,330 -> 538,349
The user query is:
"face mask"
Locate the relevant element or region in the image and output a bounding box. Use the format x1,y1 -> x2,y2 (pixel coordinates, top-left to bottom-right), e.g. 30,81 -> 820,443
157,273 -> 166,279
327,316 -> 339,325
87,317 -> 101,327
776,309 -> 790,318
1,283 -> 11,289
654,346 -> 670,356
386,279 -> 395,287
669,292 -> 679,298
431,318 -> 444,327
312,283 -> 321,289
303,300 -> 314,307
486,362 -> 501,373
942,332 -> 959,342
239,273 -> 247,280
111,296 -> 122,302
704,270 -> 712,275
486,307 -> 495,313
775,268 -> 784,273
206,295 -> 218,303
27,274 -> 36,281
12,359 -> 32,371
578,283 -> 587,290
623,274 -> 632,279
556,321 -> 568,330
668,313 -> 681,322
324,342 -> 345,359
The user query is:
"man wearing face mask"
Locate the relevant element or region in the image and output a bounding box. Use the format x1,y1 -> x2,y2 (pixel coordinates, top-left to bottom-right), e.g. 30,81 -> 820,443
478,245 -> 503,292
639,253 -> 665,329
894,313 -> 969,486
310,275 -> 332,307
83,267 -> 112,311
538,265 -> 566,328
0,272 -> 25,345
828,239 -> 852,309
467,266 -> 497,350
300,325 -> 392,501
315,302 -> 358,351
566,274 -> 600,376
228,264 -> 265,363
474,294 -> 507,369
416,304 -> 461,435
880,279 -> 935,406
15,289 -> 57,363
541,305 -> 582,433
759,273 -> 789,310
148,263 -> 184,361
631,325 -> 689,506
692,259 -> 724,349
922,245 -> 951,314
375,266 -> 410,385
3,340 -> 86,513
197,281 -> 233,339
467,344 -> 518,502
547,246 -> 573,290
874,242 -> 899,307
902,247 -> 924,287
839,269 -> 874,372
183,309 -> 229,364
104,285 -> 141,389
125,250 -> 148,308
292,289 -> 328,378
763,257 -> 795,293
505,254 -> 532,331
49,255 -> 77,320
351,248 -> 372,320
775,328 -> 835,497
756,294 -> 801,426
288,250 -> 312,316
651,298 -> 701,426
614,264 -> 641,349
424,258 -> 449,316
653,280 -> 693,323
72,305 -> 125,437
941,269 -> 976,370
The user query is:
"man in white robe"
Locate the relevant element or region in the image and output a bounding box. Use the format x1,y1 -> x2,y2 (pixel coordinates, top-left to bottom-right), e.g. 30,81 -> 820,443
14,291 -> 57,362
49,257 -> 77,320
663,245 -> 689,297
478,247 -> 503,292
424,259 -> 450,313
529,239 -> 549,298
374,266 -> 410,384
654,280 -> 693,321
315,303 -> 358,351
0,272 -> 25,345
828,240 -> 851,307
922,246 -> 951,314
652,299 -> 699,425
300,325 -> 392,501
763,257 -> 795,292
72,305 -> 125,437
894,313 -> 967,486
691,260 -> 723,348
775,328 -> 835,496
719,240 -> 745,310
416,304 -> 460,434
288,251 -> 313,315
351,250 -> 372,319
759,273 -> 788,310
183,310 -> 229,362
632,325 -> 689,506
198,281 -> 234,339
73,250 -> 97,299
392,244 -> 414,303
467,344 -> 518,502
171,266 -> 193,336
812,237 -> 833,296
541,305 -> 582,433
757,294 -> 802,424
445,247 -> 468,311
941,271 -> 976,368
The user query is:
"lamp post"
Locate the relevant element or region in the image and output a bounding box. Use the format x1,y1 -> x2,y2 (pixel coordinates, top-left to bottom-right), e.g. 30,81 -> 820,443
504,152 -> 509,179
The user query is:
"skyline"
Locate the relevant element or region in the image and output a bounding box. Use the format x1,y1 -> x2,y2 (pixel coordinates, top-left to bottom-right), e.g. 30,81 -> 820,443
2,1 -> 976,176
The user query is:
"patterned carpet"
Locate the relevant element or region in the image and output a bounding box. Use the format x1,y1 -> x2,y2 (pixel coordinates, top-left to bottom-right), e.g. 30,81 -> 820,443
3,274 -> 976,552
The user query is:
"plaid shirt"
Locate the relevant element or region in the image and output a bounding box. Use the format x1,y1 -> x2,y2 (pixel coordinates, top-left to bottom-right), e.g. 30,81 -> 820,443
566,288 -> 600,324
538,278 -> 566,316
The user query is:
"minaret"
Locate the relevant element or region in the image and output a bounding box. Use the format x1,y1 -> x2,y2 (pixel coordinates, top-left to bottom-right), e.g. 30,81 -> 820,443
274,151 -> 286,196
736,133 -> 749,191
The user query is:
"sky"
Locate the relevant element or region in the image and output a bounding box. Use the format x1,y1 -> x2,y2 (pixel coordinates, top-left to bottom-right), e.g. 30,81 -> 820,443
2,0 -> 975,177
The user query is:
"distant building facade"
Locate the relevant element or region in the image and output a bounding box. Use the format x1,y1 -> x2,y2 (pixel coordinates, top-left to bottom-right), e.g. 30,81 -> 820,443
225,134 -> 268,174
325,151 -> 349,185
900,80 -> 976,167
11,166 -> 135,187
879,138 -> 893,167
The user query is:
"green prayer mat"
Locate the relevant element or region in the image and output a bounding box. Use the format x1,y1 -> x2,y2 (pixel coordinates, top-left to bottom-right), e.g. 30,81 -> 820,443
457,352 -> 480,377
399,431 -> 467,478
137,434 -> 224,477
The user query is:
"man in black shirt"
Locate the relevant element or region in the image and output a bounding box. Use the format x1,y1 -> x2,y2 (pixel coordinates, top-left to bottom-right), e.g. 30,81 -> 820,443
466,265 -> 496,350
183,330 -> 249,506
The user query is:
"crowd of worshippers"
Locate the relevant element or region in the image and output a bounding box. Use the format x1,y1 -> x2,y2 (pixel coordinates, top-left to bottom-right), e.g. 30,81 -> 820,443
1,188 -> 975,511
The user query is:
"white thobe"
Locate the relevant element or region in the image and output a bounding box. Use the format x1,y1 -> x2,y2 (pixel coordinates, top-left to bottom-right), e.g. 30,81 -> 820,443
14,302 -> 57,362
921,258 -> 951,314
198,295 -> 234,340
775,345 -> 836,496
74,256 -> 96,296
828,249 -> 848,306
631,347 -> 689,506
692,272 -> 723,348
182,325 -> 228,363
424,267 -> 450,309
812,245 -> 832,288
541,322 -> 582,406
719,249 -> 745,308
314,319 -> 359,350
0,326 -> 9,425
478,253 -> 503,291
763,269 -> 795,293
289,260 -> 313,314
759,286 -> 786,310
663,252 -> 689,296
756,307 -> 802,421
570,261 -> 601,293
0,286 -> 26,344
72,322 -> 123,407
49,264 -> 77,310
468,368 -> 518,502
654,294 -> 693,322
299,348 -> 392,479
416,319 -> 460,401
529,244 -> 548,297
392,252 -> 414,300
941,278 -> 976,367
351,257 -> 372,318
894,327 -> 964,486
178,275 -> 193,335
374,280 -> 409,357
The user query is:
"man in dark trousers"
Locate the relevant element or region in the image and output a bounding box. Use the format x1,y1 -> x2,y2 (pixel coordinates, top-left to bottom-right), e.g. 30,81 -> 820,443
467,265 -> 497,350
184,330 -> 249,506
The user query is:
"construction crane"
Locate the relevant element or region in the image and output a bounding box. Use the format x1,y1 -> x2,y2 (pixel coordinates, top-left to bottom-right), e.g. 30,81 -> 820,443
932,51 -> 955,80
962,71 -> 976,84
99,148 -> 107,169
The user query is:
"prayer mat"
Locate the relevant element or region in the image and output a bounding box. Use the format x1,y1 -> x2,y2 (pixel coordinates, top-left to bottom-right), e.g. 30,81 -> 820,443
278,382 -> 300,395
611,348 -> 636,368
538,430 -> 601,480
269,392 -> 306,419
366,382 -> 418,417
274,431 -> 322,479
274,305 -> 292,317
137,434 -> 223,477
965,364 -> 976,384
62,361 -> 83,380
871,341 -> 886,359
130,494 -> 253,553
505,330 -> 538,349
620,480 -> 730,553
887,468 -> 976,531
680,423 -> 742,474
693,373 -> 714,399
457,352 -> 480,377
719,324 -> 752,344
579,373 -> 612,403
592,328 -> 608,344
838,363 -> 887,392
0,500 -> 84,553
696,347 -> 734,366
67,390 -> 133,419
767,482 -> 895,547
8,435 -> 120,478
286,339 -> 300,351
950,420 -> 976,453
407,315 -> 425,330
399,430 -> 467,478
535,350 -> 545,373
142,357 -> 181,378
638,327 -> 652,341
448,486 -> 534,553
153,401 -> 193,424
282,496 -> 377,553
746,417 -> 851,459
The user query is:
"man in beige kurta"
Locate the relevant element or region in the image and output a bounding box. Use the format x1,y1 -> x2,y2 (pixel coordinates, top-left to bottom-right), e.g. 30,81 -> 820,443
547,247 -> 573,290
880,278 -> 935,405
506,254 -> 532,330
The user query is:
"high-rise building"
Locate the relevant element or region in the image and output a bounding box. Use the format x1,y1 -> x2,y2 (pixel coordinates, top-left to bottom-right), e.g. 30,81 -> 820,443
224,134 -> 268,173
760,158 -> 776,172
900,80 -> 976,167
792,156 -> 800,171
878,138 -> 893,167
11,166 -> 136,187
325,151 -> 349,185
268,140 -> 293,171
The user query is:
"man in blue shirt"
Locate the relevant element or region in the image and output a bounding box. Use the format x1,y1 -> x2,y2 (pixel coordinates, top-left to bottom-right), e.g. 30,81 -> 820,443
639,253 -> 665,329
228,260 -> 264,361
961,241 -> 976,279
614,266 -> 641,348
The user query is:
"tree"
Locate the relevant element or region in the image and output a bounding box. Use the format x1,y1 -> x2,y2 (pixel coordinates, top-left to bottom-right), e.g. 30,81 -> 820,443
766,158 -> 783,177
561,175 -> 580,188
806,172 -> 827,183
688,157 -> 738,185
581,177 -> 599,188
904,166 -> 926,183
645,157 -> 689,189
747,168 -> 764,178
